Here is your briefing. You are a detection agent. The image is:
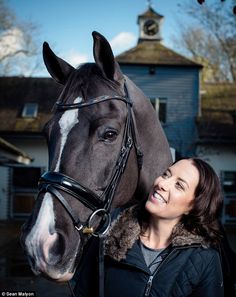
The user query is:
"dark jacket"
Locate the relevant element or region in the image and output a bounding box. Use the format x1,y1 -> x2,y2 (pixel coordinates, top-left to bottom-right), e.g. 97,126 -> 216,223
74,206 -> 224,297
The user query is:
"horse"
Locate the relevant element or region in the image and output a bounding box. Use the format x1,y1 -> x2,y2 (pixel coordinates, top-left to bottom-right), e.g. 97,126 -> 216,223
21,31 -> 172,282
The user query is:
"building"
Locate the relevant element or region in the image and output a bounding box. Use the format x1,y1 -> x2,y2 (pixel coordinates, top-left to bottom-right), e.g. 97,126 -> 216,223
116,6 -> 236,224
196,83 -> 236,224
0,6 -> 202,220
0,77 -> 62,219
116,5 -> 202,157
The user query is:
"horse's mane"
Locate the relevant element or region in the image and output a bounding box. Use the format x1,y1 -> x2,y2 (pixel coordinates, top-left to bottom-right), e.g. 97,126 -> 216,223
59,63 -> 122,104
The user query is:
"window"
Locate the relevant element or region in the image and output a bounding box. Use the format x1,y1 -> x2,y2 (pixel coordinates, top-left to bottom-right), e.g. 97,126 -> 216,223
150,97 -> 167,124
11,166 -> 43,217
221,171 -> 236,224
22,103 -> 38,118
221,171 -> 236,193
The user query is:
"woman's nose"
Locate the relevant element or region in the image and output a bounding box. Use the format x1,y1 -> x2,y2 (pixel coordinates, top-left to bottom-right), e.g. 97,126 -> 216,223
157,177 -> 169,191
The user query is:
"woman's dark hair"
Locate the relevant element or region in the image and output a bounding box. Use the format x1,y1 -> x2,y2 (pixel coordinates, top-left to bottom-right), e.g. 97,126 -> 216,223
138,157 -> 224,246
181,158 -> 223,245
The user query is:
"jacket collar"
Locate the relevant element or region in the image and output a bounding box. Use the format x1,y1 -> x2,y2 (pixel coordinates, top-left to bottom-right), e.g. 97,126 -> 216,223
105,206 -> 209,262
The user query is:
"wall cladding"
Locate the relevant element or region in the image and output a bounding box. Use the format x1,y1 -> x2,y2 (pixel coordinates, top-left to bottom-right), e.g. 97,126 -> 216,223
120,65 -> 200,156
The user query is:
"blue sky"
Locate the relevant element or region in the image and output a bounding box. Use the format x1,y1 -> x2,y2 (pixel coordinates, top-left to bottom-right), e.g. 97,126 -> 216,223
6,0 -> 234,76
6,0 -> 190,73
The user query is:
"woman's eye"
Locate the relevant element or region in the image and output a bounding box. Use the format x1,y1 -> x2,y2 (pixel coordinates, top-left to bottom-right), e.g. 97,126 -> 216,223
176,182 -> 184,190
162,171 -> 169,178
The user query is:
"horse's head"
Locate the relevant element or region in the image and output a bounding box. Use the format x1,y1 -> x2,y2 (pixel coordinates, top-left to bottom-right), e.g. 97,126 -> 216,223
21,32 -> 172,282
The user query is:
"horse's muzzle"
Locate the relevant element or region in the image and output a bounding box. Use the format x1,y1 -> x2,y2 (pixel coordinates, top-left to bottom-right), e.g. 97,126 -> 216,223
21,222 -> 78,281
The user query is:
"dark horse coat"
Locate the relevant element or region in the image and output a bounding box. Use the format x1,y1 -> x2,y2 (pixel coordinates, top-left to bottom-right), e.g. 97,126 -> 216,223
74,206 -> 224,297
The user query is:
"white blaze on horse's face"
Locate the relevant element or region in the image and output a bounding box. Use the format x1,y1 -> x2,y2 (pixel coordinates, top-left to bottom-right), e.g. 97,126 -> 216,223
25,192 -> 57,273
55,96 -> 82,171
25,97 -> 82,280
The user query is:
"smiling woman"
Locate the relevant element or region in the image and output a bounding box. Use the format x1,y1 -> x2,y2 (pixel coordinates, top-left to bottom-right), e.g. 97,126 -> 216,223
145,159 -> 200,228
74,158 -> 225,297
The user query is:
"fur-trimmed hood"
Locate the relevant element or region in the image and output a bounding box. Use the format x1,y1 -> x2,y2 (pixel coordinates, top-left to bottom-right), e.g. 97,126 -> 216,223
105,206 -> 209,262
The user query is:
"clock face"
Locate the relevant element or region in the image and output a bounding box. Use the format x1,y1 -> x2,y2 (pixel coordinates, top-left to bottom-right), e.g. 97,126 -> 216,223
143,19 -> 159,36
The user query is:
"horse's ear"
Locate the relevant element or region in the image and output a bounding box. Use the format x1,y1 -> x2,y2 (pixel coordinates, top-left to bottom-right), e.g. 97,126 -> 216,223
92,31 -> 123,82
43,42 -> 74,85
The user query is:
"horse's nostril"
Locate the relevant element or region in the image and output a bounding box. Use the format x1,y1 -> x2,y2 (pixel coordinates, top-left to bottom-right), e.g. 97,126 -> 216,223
50,233 -> 65,255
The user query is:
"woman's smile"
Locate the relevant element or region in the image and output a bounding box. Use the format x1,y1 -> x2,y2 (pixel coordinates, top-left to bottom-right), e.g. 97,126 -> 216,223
150,190 -> 167,204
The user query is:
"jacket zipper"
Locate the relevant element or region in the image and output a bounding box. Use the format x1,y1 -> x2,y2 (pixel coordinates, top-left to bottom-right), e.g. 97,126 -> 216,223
143,252 -> 173,297
143,245 -> 201,297
144,275 -> 153,296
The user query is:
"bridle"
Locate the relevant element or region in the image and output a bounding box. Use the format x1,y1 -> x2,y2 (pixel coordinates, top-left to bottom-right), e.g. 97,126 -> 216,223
38,83 -> 143,238
38,83 -> 143,297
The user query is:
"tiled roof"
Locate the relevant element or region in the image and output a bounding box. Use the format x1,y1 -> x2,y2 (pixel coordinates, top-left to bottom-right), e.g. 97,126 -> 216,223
116,41 -> 202,67
197,120 -> 236,143
0,77 -> 62,133
201,83 -> 236,120
197,83 -> 236,143
0,137 -> 33,165
137,7 -> 163,20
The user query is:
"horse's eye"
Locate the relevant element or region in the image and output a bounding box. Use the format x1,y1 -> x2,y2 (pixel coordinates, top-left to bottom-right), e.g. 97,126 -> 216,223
103,130 -> 118,142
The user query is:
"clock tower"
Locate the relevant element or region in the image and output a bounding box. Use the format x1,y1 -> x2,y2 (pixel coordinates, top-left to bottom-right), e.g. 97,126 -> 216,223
137,4 -> 163,43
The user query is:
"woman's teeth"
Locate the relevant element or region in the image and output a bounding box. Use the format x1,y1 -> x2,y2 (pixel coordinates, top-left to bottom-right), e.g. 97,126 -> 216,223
153,191 -> 167,203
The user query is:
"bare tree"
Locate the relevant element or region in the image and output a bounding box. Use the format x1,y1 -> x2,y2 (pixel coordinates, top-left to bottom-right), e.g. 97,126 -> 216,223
0,0 -> 40,76
173,1 -> 236,82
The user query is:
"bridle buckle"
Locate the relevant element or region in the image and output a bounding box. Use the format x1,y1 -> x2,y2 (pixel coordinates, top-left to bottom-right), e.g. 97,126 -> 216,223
74,224 -> 83,232
82,227 -> 94,234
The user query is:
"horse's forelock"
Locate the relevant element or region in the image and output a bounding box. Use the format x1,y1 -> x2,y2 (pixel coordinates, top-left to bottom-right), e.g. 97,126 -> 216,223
59,63 -> 123,104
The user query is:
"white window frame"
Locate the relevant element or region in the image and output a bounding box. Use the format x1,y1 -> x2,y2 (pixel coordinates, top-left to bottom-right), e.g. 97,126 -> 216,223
150,97 -> 167,124
22,103 -> 38,118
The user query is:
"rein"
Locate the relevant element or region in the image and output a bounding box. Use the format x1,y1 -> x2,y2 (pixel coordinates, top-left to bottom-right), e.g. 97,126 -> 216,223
37,83 -> 143,296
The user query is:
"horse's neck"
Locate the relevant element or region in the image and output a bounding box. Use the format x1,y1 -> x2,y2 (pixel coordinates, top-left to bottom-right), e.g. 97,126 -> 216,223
126,77 -> 173,200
